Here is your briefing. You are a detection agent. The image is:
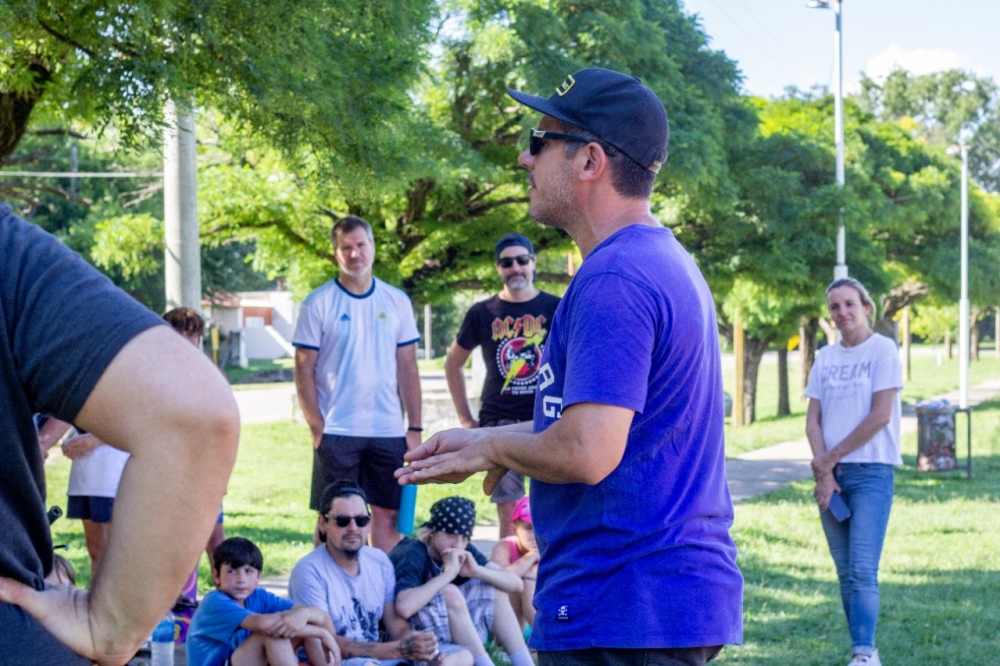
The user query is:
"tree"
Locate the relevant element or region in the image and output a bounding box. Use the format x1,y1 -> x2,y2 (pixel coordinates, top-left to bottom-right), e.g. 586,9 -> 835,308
857,68 -> 1000,191
187,0 -> 746,304
1,0 -> 436,167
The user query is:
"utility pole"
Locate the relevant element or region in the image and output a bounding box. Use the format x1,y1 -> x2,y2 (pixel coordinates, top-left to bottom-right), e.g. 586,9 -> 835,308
163,99 -> 201,311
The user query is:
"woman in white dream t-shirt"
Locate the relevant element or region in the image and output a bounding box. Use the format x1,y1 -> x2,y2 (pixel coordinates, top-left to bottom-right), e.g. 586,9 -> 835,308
805,277 -> 902,666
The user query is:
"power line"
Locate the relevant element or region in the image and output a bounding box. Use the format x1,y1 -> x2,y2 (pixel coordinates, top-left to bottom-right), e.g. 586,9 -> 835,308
734,0 -> 816,81
700,0 -> 817,95
0,171 -> 163,178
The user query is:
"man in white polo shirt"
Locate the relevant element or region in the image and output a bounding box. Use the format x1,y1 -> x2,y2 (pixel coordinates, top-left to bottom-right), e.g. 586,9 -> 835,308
294,215 -> 422,553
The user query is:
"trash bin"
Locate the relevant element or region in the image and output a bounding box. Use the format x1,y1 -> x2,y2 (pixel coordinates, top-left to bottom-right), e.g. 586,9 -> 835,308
916,401 -> 957,471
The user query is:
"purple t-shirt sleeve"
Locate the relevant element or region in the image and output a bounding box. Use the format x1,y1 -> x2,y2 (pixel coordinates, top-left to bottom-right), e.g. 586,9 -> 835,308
559,274 -> 657,414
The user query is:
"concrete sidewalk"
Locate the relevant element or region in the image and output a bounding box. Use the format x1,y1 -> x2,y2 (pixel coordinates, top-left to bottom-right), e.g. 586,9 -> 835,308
727,378 -> 1000,502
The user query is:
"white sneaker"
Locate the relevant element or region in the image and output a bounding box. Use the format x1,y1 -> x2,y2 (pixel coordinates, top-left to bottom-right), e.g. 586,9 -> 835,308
848,649 -> 881,666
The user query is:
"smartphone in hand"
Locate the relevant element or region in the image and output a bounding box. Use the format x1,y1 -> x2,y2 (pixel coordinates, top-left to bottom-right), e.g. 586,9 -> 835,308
827,491 -> 852,522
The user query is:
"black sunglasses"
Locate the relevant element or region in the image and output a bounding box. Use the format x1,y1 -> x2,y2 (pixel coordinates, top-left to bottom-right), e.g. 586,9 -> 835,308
497,254 -> 534,268
326,514 -> 371,528
529,128 -> 592,156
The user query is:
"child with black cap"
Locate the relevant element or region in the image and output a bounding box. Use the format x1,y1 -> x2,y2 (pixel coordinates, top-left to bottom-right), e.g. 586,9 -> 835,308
389,497 -> 533,666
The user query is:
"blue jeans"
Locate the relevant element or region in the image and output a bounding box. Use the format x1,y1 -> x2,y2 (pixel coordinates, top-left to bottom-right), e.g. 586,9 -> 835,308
820,463 -> 894,657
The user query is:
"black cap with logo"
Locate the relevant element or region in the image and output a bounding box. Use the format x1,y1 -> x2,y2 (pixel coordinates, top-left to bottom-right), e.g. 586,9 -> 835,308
508,68 -> 669,174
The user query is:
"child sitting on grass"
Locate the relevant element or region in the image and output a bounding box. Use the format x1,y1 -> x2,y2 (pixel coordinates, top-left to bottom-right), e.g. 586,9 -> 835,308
187,537 -> 340,666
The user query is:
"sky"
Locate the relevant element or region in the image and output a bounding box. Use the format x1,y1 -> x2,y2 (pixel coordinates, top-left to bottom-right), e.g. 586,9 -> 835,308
679,0 -> 1000,98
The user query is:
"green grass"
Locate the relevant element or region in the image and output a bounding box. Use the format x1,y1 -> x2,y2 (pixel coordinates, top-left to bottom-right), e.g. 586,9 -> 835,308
716,398 -> 1000,665
722,349 -> 1000,456
223,357 -> 294,384
418,357 -> 446,372
44,345 -> 1000,663
46,420 -> 498,592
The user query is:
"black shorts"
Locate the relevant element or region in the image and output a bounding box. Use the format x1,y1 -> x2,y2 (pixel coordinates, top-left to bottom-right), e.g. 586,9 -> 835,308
66,496 -> 114,523
310,434 -> 407,511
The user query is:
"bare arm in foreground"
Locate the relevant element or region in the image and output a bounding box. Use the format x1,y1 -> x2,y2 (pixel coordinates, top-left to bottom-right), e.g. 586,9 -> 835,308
0,326 -> 240,665
396,402 -> 633,492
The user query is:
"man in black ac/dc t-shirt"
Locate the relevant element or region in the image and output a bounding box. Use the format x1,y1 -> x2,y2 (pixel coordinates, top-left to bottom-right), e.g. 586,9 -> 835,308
444,233 -> 560,538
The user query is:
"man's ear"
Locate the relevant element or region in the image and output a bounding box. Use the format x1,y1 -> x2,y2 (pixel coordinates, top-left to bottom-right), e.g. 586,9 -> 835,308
575,142 -> 608,183
317,515 -> 327,543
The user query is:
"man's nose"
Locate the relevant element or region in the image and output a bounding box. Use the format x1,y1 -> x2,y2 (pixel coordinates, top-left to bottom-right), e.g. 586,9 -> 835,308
517,149 -> 534,170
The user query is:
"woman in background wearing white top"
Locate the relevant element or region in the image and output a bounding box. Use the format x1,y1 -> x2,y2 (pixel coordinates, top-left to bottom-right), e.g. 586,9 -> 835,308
64,429 -> 129,577
806,277 -> 903,666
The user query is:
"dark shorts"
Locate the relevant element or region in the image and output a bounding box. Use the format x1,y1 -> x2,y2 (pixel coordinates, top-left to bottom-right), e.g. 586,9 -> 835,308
0,601 -> 89,665
539,646 -> 723,666
310,434 -> 407,511
481,418 -> 527,504
66,495 -> 114,523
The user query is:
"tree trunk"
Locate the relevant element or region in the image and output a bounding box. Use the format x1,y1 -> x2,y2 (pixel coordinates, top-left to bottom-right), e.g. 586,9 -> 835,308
970,307 -> 983,362
741,334 -> 775,425
800,317 -> 819,398
873,317 -> 898,344
777,347 -> 790,417
945,330 -> 953,360
0,60 -> 51,164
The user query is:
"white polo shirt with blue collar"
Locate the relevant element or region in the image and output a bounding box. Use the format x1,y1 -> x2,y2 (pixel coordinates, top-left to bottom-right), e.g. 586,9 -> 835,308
293,277 -> 420,437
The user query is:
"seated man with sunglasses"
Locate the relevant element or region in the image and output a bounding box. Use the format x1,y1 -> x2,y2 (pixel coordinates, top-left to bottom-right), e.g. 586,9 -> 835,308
444,233 -> 560,540
289,481 -> 464,665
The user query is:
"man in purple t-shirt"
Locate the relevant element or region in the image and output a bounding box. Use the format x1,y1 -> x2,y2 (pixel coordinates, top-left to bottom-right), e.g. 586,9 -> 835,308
398,69 -> 743,665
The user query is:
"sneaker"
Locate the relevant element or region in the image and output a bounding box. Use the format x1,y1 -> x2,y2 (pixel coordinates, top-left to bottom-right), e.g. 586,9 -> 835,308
848,649 -> 881,666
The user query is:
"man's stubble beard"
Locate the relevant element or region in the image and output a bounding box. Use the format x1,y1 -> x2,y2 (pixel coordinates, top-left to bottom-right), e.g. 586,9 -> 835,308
528,168 -> 578,231
504,274 -> 532,293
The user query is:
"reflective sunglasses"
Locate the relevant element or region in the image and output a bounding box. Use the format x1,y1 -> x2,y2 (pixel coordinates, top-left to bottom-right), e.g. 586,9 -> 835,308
326,514 -> 371,528
529,128 -> 592,156
497,254 -> 533,268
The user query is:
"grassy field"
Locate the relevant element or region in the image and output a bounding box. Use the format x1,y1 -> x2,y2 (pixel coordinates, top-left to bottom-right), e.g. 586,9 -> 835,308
723,350 -> 1000,455
43,345 -> 1000,663
716,398 -> 1000,665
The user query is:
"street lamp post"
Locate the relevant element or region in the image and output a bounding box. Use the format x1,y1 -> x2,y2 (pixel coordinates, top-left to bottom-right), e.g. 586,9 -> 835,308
807,0 -> 848,280
946,139 -> 971,409
958,142 -> 970,409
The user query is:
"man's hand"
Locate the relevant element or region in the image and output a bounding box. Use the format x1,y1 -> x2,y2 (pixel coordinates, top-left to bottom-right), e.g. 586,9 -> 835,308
396,428 -> 507,493
0,579 -> 135,666
310,428 -> 323,450
396,631 -> 439,662
459,417 -> 479,430
61,433 -> 103,460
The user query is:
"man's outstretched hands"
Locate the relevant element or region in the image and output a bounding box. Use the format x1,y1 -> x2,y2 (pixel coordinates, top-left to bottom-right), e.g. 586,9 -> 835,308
395,428 -> 507,494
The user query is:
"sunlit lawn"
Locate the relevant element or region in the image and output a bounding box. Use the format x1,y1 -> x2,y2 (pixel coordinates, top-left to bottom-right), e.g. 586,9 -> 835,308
723,347 -> 1000,455
44,345 -> 1000,664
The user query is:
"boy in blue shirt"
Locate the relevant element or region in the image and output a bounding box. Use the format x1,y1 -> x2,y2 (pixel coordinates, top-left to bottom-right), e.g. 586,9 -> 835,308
188,537 -> 340,666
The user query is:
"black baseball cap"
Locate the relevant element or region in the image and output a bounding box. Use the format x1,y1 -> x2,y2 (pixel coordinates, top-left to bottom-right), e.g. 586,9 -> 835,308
495,232 -> 535,259
508,68 -> 669,173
